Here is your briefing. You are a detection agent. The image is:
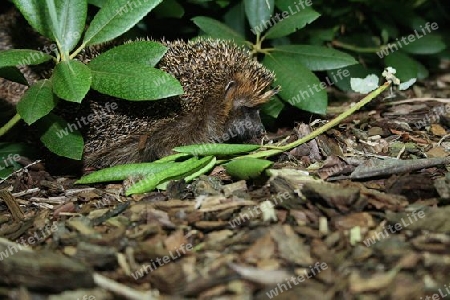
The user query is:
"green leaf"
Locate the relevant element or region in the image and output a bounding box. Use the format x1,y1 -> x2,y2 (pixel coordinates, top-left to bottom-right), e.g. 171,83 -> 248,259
37,113 -> 84,160
373,17 -> 398,43
402,34 -> 446,55
173,143 -> 260,156
271,45 -> 357,70
17,80 -> 58,124
154,152 -> 191,163
263,7 -> 320,39
83,0 -> 163,46
55,0 -> 87,53
384,52 -> 418,82
0,67 -> 28,85
88,60 -> 183,100
0,166 -> 15,179
224,2 -> 246,38
75,161 -> 175,184
183,156 -> 216,182
327,64 -> 377,92
308,28 -> 336,45
224,157 -> 272,179
0,50 -> 53,68
415,59 -> 429,80
263,52 -> 327,115
261,95 -> 284,119
89,41 -> 167,67
52,60 -> 92,102
45,0 -> 60,42
153,0 -> 184,18
0,142 -> 35,179
275,0 -> 312,11
12,0 -> 53,39
0,142 -> 35,158
125,156 -> 214,195
244,0 -> 274,31
88,0 -> 106,8
191,16 -> 247,45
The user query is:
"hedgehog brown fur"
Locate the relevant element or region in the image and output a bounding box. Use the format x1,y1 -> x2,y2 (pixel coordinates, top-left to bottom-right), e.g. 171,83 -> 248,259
81,38 -> 277,168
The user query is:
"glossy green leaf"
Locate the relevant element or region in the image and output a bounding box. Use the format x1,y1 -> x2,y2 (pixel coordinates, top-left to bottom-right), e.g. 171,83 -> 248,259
264,7 -> 320,39
184,156 -> 217,182
125,156 -> 214,195
154,152 -> 191,163
191,16 -> 246,45
17,80 -> 58,124
224,2 -> 246,38
384,52 -> 418,82
244,0 -> 274,31
224,157 -> 272,179
44,0 -> 60,43
0,142 -> 35,158
12,0 -> 53,39
261,95 -> 284,119
52,60 -> 92,102
87,0 -> 106,8
0,165 -> 15,179
88,60 -> 183,100
55,0 -> 87,53
0,49 -> 53,68
402,34 -> 446,55
173,143 -> 260,156
0,142 -> 35,179
327,64 -> 377,92
0,67 -> 28,85
275,0 -> 312,11
89,41 -> 167,67
271,45 -> 357,71
153,0 -> 184,18
38,113 -> 84,160
83,0 -> 163,46
263,53 -> 327,115
75,161 -> 176,184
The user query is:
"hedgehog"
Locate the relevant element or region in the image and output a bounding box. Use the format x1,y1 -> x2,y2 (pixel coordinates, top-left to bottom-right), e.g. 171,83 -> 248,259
0,7 -> 278,169
78,39 -> 277,168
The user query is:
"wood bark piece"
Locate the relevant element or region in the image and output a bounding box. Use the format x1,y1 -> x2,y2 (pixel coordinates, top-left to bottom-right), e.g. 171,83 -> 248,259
0,189 -> 24,221
0,240 -> 94,292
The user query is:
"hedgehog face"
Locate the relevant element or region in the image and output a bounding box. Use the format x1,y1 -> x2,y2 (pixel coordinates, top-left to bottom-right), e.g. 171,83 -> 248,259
223,106 -> 266,142
220,74 -> 278,142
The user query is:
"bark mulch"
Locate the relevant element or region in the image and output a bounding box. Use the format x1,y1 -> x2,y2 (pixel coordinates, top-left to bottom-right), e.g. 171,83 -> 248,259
1,77 -> 450,299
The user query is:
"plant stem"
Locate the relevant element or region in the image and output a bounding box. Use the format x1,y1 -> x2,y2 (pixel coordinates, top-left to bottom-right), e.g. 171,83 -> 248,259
69,42 -> 86,60
0,113 -> 22,137
251,33 -> 263,56
246,81 -> 391,159
332,40 -> 384,54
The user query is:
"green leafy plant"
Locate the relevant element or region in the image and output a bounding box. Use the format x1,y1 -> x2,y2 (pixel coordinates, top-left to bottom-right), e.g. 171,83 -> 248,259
0,0 -> 183,160
191,0 -> 359,116
309,0 -> 448,91
78,71 -> 394,195
167,0 -> 447,112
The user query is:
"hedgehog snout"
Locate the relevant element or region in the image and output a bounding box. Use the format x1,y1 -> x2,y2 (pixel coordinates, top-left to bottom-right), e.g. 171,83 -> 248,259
224,106 -> 265,142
